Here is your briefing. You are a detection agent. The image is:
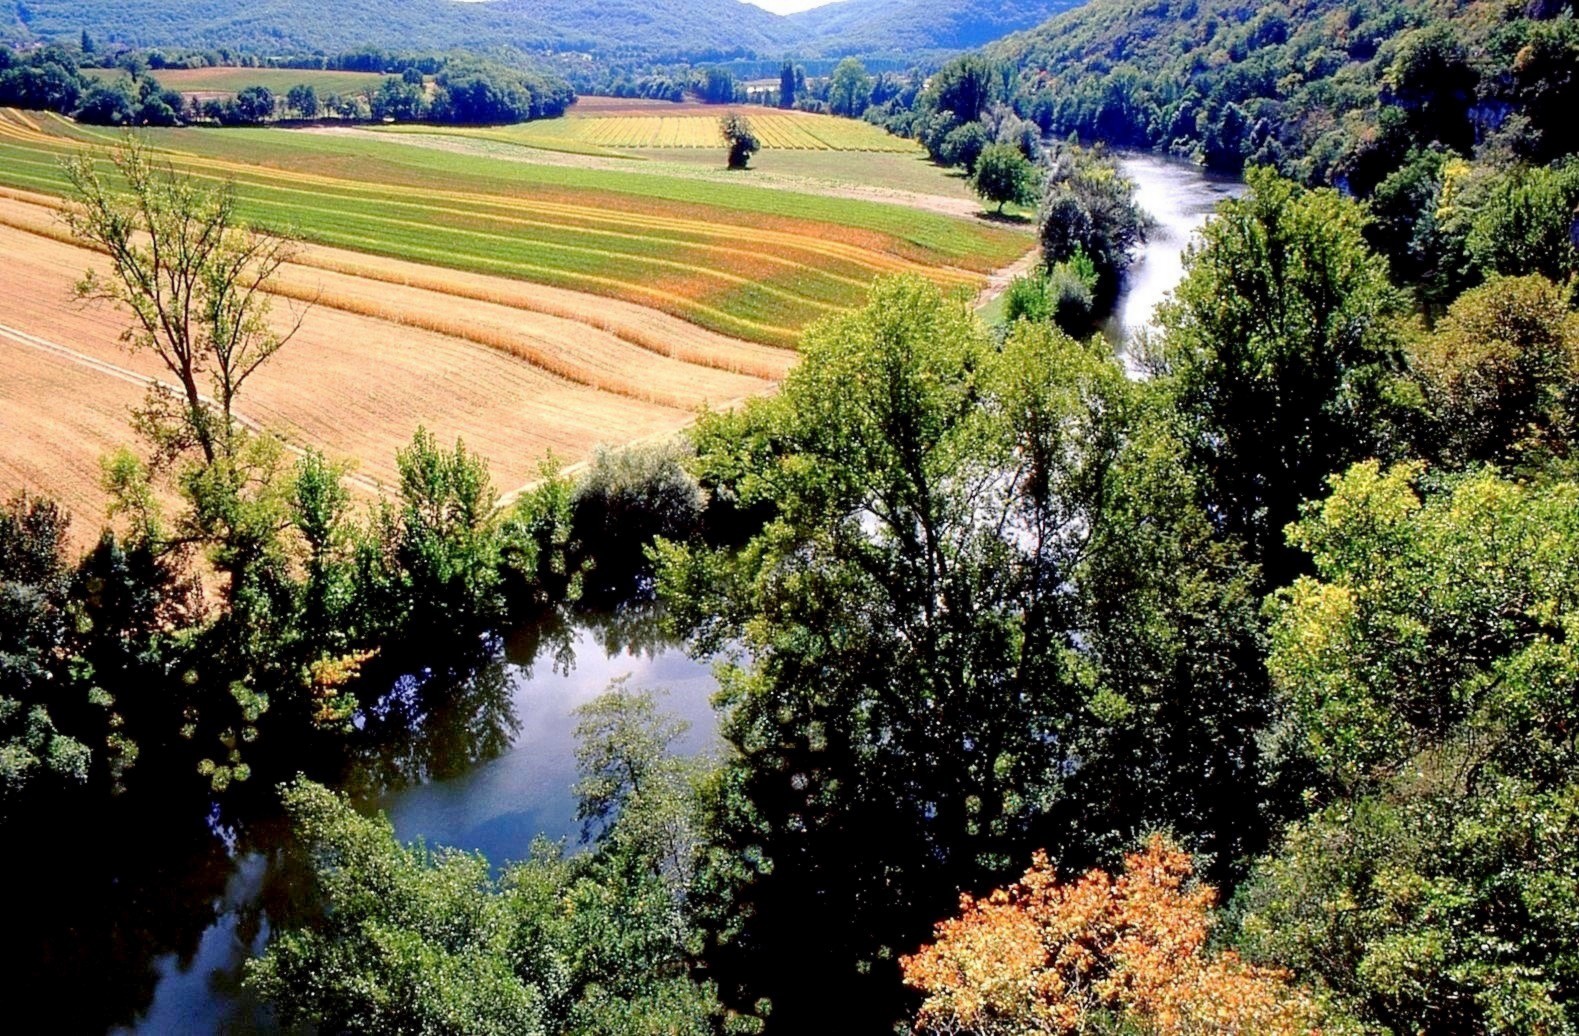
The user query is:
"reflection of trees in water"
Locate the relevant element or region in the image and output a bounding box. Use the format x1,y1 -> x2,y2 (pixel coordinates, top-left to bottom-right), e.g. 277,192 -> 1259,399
2,603 -> 692,1030
345,603 -> 687,799
0,805 -> 232,1031
343,636 -> 522,797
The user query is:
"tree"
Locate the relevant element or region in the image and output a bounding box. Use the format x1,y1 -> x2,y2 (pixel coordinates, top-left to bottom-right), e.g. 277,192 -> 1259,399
659,278 -> 1273,1030
1407,274 -> 1579,468
285,83 -> 319,119
1236,462 -> 1579,1033
73,83 -> 135,126
925,55 -> 1002,123
1037,143 -> 1148,301
371,76 -> 424,121
1465,161 -> 1579,286
719,112 -> 759,170
903,836 -> 1348,1036
827,57 -> 872,117
969,142 -> 1040,213
939,120 -> 990,171
64,140 -> 304,466
231,84 -> 274,123
1150,168 -> 1402,587
777,60 -> 795,109
0,496 -> 95,810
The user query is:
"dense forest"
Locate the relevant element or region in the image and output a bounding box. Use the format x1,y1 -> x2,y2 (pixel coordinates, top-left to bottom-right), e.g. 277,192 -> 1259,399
991,0 -> 1579,181
1,0 -> 1091,63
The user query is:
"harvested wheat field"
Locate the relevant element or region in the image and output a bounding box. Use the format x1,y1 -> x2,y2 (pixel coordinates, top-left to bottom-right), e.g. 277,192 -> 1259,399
0,202 -> 787,530
0,328 -> 160,530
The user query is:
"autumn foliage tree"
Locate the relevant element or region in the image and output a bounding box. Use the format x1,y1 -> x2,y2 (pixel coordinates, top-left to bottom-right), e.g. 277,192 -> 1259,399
901,836 -> 1347,1036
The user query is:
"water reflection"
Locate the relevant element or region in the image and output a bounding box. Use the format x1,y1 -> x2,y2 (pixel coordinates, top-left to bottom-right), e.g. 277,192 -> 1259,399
377,608 -> 719,862
6,605 -> 716,1034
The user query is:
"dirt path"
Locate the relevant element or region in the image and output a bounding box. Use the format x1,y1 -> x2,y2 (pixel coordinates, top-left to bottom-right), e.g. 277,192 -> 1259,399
308,126 -> 990,220
974,248 -> 1043,310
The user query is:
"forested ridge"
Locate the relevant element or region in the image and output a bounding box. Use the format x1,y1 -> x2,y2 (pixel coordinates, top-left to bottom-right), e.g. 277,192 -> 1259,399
0,0 -> 1090,62
990,0 -> 1579,182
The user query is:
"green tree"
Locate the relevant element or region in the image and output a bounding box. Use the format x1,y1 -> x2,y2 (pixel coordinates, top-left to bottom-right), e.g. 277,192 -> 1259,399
0,497 -> 98,809
969,141 -> 1040,213
372,75 -> 424,121
1407,274 -> 1579,468
1237,462 -> 1579,1033
1465,160 -> 1579,286
285,82 -> 318,118
658,277 -> 1272,1030
826,57 -> 872,117
1037,142 -> 1148,301
64,139 -> 303,465
231,84 -> 274,123
719,112 -> 759,170
777,60 -> 795,109
1150,168 -> 1403,587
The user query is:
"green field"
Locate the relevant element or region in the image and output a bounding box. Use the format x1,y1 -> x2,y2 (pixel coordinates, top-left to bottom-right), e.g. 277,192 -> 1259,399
84,66 -> 389,97
161,66 -> 389,96
0,110 -> 1031,346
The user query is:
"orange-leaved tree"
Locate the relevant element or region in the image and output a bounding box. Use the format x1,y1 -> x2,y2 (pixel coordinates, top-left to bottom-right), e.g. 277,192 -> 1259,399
900,835 -> 1347,1036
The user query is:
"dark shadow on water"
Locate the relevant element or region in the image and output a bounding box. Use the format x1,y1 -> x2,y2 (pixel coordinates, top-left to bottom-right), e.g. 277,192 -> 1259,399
1,600 -> 718,1034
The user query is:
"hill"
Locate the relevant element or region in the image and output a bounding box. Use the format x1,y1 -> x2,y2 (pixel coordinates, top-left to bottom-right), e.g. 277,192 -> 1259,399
793,0 -> 1085,57
987,0 -> 1579,184
6,0 -> 798,59
4,0 -> 1091,61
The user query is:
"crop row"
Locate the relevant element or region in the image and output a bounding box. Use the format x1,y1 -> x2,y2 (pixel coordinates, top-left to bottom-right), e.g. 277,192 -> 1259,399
560,112 -> 917,153
0,111 -> 1026,345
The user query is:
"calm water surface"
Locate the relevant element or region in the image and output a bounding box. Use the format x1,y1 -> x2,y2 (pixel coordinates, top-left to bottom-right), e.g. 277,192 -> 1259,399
27,608 -> 720,1034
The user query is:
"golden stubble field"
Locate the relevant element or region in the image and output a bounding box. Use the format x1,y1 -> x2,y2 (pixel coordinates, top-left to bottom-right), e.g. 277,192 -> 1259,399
0,191 -> 795,541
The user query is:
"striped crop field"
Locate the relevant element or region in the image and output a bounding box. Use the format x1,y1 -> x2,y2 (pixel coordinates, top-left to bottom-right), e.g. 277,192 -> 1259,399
0,106 -> 1033,531
0,109 -> 1029,348
402,107 -> 920,154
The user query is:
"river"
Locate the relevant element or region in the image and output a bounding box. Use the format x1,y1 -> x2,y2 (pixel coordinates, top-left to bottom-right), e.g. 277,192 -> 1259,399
1105,153 -> 1246,362
5,607 -> 720,1034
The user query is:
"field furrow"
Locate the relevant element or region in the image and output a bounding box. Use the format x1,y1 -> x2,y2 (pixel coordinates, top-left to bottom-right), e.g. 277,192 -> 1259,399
0,219 -> 737,519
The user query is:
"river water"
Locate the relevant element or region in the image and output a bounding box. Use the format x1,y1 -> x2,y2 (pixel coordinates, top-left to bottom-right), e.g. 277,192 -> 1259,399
10,153 -> 1238,1036
6,608 -> 720,1034
1104,153 -> 1246,360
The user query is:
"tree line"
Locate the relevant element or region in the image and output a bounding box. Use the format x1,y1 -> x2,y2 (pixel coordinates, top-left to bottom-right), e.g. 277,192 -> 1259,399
0,44 -> 573,127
